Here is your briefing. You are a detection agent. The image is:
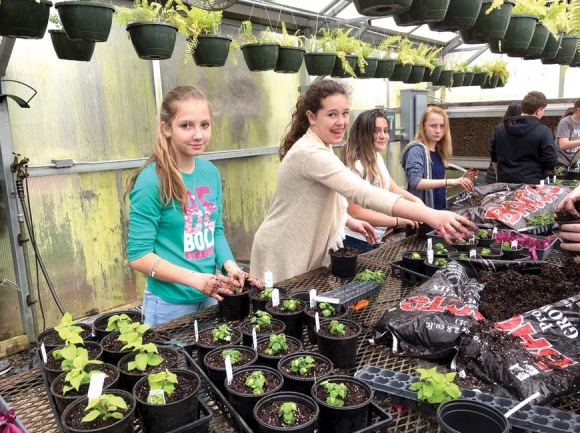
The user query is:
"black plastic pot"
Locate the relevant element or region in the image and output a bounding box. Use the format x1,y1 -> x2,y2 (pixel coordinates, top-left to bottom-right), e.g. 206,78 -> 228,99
118,346 -> 178,393
401,251 -> 426,275
55,1 -> 115,42
403,65 -> 426,83
44,341 -> 103,385
278,352 -> 333,395
239,317 -> 287,347
490,243 -> 523,260
196,328 -> 243,372
355,57 -> 379,78
394,0 -> 451,26
266,299 -> 306,341
470,71 -> 489,86
256,335 -> 303,369
241,43 -> 279,71
250,287 -> 288,315
316,318 -> 361,369
432,246 -> 457,259
0,0 -> 52,39
254,391 -> 319,433
460,0 -> 515,44
424,260 -> 446,276
61,389 -> 135,433
126,22 -> 177,60
489,38 -> 506,54
275,46 -> 305,73
451,72 -> 465,87
37,323 -> 94,353
92,310 -> 142,342
353,0 -> 412,16
304,53 -> 336,76
311,375 -> 373,433
218,289 -> 251,321
538,30 -> 563,61
390,62 -> 412,81
225,366 -> 284,433
433,69 -> 453,86
304,305 -> 348,344
374,59 -> 396,78
570,50 -> 580,67
422,65 -> 442,83
290,291 -> 311,302
101,329 -> 157,366
461,71 -> 474,86
552,36 -> 578,65
437,399 -> 510,433
330,250 -> 358,278
331,55 -> 357,78
450,240 -> 479,252
475,248 -> 503,260
203,345 -> 258,395
134,369 -> 201,433
521,23 -> 550,59
428,0 -> 483,32
491,14 -> 537,57
481,74 -> 500,89
193,35 -> 232,67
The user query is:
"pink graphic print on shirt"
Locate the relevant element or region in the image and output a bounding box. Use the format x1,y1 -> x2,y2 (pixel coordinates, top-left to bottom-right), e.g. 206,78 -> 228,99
184,186 -> 217,260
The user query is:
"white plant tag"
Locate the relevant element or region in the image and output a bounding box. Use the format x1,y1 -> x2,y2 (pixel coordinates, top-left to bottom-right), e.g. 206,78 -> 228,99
468,235 -> 476,245
252,328 -> 258,351
546,176 -> 550,185
553,175 -> 557,183
427,250 -> 434,264
309,289 -> 317,309
315,312 -> 320,332
511,240 -> 518,250
540,179 -> 544,186
458,370 -> 467,379
194,320 -> 199,342
492,227 -> 498,239
392,334 -> 399,353
225,355 -> 233,385
427,238 -> 432,251
87,372 -> 106,400
469,249 -> 476,259
272,288 -> 280,307
40,343 -> 47,364
264,271 -> 273,289
148,389 -> 165,404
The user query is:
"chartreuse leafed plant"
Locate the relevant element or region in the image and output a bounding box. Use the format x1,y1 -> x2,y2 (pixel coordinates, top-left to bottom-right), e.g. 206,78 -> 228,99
434,243 -> 448,254
250,311 -> 271,331
212,324 -> 232,343
49,14 -> 62,30
52,344 -> 90,371
106,314 -> 134,332
222,349 -> 243,365
280,299 -> 300,312
147,369 -> 178,405
244,371 -> 266,394
114,0 -> 181,26
411,252 -> 422,259
434,258 -> 448,266
328,320 -> 346,336
543,0 -> 571,36
264,334 -> 288,356
279,401 -> 297,425
62,352 -> 104,394
408,367 -> 462,404
526,213 -> 555,227
290,356 -> 315,376
395,38 -> 416,65
318,302 -> 336,317
238,20 -> 277,45
376,35 -> 401,59
259,288 -> 274,300
55,312 -> 84,345
355,269 -> 385,283
127,343 -> 163,372
319,27 -> 364,77
481,248 -> 492,256
512,0 -> 547,17
118,322 -> 150,351
321,381 -> 347,407
483,58 -> 509,84
82,394 -> 128,423
279,21 -> 305,48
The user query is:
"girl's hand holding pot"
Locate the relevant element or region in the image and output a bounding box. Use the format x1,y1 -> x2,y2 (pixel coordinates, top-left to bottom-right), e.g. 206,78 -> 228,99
223,260 -> 264,290
199,273 -> 236,301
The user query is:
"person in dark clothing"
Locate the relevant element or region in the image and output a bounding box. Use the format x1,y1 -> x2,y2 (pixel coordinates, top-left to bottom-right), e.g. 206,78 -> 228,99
485,101 -> 522,184
490,91 -> 557,184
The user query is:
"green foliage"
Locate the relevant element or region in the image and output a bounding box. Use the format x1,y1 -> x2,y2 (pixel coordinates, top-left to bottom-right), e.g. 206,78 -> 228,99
127,343 -> 163,372
318,302 -> 336,317
483,58 -> 509,83
212,324 -> 233,343
264,333 -> 288,356
250,311 -> 272,331
451,60 -> 469,72
238,20 -> 278,45
458,254 -> 468,259
434,258 -> 448,266
114,0 -> 181,26
481,248 -> 492,256
413,43 -> 441,70
280,299 -> 301,312
290,355 -> 315,376
434,243 -> 448,254
476,229 -> 489,239
359,41 -> 378,58
82,394 -> 128,423
411,252 -> 422,259
543,0 -> 571,36
321,381 -> 347,407
512,0 -> 547,17
376,35 -> 401,59
408,367 -> 462,404
222,349 -> 243,365
328,320 -> 345,336
572,0 -> 580,36
318,28 -> 364,77
395,38 -> 415,65
52,344 -> 89,371
259,288 -> 274,300
55,312 -> 84,345
244,371 -> 266,394
501,241 -> 512,251
105,314 -> 135,332
279,22 -> 304,48
62,352 -> 104,394
526,213 -> 555,227
279,401 -> 297,425
469,64 -> 489,75
117,322 -> 151,351
147,369 -> 178,404
354,269 -> 385,283
49,14 -> 62,30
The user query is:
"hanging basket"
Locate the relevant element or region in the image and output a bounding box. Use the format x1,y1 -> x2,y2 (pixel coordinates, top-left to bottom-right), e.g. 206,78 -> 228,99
0,0 -> 52,39
422,65 -> 441,82
374,59 -> 396,79
451,72 -> 465,87
518,23 -> 549,59
432,69 -> 453,86
462,71 -> 474,86
275,47 -> 305,73
353,0 -> 413,16
55,1 -> 115,42
193,35 -> 231,67
470,71 -> 489,86
570,50 -> 580,67
403,65 -> 426,83
480,74 -> 500,89
460,0 -> 515,44
539,31 -> 565,63
497,77 -> 506,87
390,62 -> 412,81
127,22 -> 177,60
187,0 -> 237,10
331,55 -> 357,78
394,0 -> 451,26
553,36 -> 578,65
304,52 -> 336,76
429,0 -> 483,32
355,57 -> 379,78
241,43 -> 279,71
488,38 -> 506,54
49,29 -> 95,62
493,14 -> 538,57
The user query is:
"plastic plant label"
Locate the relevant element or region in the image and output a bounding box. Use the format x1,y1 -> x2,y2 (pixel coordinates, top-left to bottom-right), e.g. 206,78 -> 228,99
272,288 -> 280,307
468,235 -> 476,245
427,238 -> 432,251
315,312 -> 320,332
492,227 -> 497,239
264,271 -> 273,289
427,250 -> 434,264
148,389 -> 165,404
392,334 -> 398,353
87,372 -> 106,400
309,289 -> 317,309
194,320 -> 199,342
540,179 -> 544,187
553,175 -> 557,183
546,177 -> 550,185
252,328 -> 257,351
40,343 -> 47,364
469,249 -> 476,259
511,240 -> 518,250
225,355 -> 233,385
458,370 -> 467,379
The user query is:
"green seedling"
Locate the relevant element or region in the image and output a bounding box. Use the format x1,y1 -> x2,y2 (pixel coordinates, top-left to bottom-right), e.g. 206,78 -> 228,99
476,229 -> 489,239
212,324 -> 232,343
259,288 -> 274,300
453,238 -> 467,245
481,248 -> 492,256
52,344 -> 89,371
222,349 -> 243,365
106,314 -> 134,332
244,371 -> 266,394
328,320 -> 346,336
264,333 -> 288,356
250,311 -> 271,331
501,242 -> 511,251
354,269 -> 385,283
147,369 -> 178,404
280,299 -> 300,312
290,355 -> 315,376
434,258 -> 448,266
411,252 -> 422,259
54,312 -> 84,345
526,213 -> 555,227
408,367 -> 462,404
117,322 -> 151,351
318,302 -> 336,317
62,352 -> 104,394
127,342 -> 163,372
434,243 -> 448,254
279,401 -> 297,425
321,381 -> 347,407
82,394 -> 128,422
458,254 -> 468,259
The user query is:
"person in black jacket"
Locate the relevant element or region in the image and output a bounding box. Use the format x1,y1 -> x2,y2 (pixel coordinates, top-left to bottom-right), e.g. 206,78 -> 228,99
490,91 -> 557,184
485,101 -> 521,184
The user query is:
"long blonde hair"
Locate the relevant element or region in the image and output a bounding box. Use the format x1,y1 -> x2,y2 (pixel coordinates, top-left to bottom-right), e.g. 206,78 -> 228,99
412,105 -> 452,166
125,86 -> 211,210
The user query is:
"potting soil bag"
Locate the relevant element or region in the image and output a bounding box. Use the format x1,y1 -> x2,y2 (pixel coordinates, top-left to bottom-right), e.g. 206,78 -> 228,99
373,261 -> 485,358
460,294 -> 580,405
448,183 -> 570,231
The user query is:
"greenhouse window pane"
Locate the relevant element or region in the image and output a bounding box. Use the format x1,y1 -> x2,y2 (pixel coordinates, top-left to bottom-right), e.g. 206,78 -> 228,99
268,0 -> 335,13
410,25 -> 458,43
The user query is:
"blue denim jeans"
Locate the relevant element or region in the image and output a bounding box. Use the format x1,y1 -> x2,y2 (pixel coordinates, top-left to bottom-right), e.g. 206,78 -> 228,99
142,288 -> 217,327
343,235 -> 380,253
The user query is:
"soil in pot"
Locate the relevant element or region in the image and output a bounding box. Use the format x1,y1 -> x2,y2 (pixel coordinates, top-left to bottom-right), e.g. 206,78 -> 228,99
402,251 -> 427,274
196,327 -> 243,371
204,345 -> 258,394
266,299 -> 306,341
117,346 -> 178,393
254,392 -> 318,432
424,259 -> 448,277
250,287 -> 288,313
239,317 -> 286,347
101,329 -> 156,366
330,246 -> 360,278
92,310 -> 141,342
278,352 -> 333,395
218,279 -> 252,321
304,304 -> 347,345
256,335 -> 302,369
316,319 -> 361,368
44,341 -> 103,385
37,323 -> 93,352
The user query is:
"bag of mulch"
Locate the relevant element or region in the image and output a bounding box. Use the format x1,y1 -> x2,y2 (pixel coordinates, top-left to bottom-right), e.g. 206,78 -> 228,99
448,183 -> 570,231
373,261 -> 485,359
460,294 -> 580,405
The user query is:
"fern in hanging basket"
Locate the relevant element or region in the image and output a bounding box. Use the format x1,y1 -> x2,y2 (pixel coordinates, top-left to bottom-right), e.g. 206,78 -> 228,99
279,22 -> 305,48
376,35 -> 401,59
187,0 -> 238,11
114,0 -> 181,26
543,0 -> 571,36
395,37 -> 416,65
238,20 -> 278,45
512,0 -> 547,18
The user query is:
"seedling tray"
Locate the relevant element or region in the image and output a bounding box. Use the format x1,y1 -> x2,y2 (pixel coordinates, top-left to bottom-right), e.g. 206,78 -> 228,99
389,260 -> 430,285
519,222 -> 555,237
316,280 -> 381,308
0,393 -> 29,433
355,365 -> 580,433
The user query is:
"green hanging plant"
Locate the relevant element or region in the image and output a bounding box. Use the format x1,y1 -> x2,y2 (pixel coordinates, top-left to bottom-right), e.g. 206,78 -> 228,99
376,35 -> 401,59
238,20 -> 278,45
279,22 -> 305,48
413,43 -> 441,70
512,0 -> 547,18
395,38 -> 416,65
320,28 -> 365,76
543,0 -> 571,36
572,0 -> 580,37
484,58 -> 509,83
114,0 -> 181,26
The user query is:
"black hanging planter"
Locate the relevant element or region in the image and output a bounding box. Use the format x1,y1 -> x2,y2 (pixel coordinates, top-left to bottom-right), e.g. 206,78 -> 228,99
422,65 -> 442,82
554,36 -> 578,65
355,57 -> 379,78
460,0 -> 515,44
480,74 -> 499,88
193,35 -> 232,67
353,0 -> 413,16
126,22 -> 177,60
470,71 -> 489,86
331,55 -> 357,78
0,0 -> 52,39
316,318 -> 361,368
92,310 -> 141,342
462,71 -> 474,86
241,43 -> 280,71
394,0 -> 451,26
521,23 -> 550,59
374,59 -> 396,78
304,53 -> 336,76
497,77 -> 506,87
488,38 -> 506,54
428,0 -> 483,32
403,65 -> 426,83
538,31 -> 563,62
390,62 -> 412,81
451,72 -> 465,87
490,14 -> 538,57
275,47 -> 305,73
432,69 -> 453,86
571,50 -> 580,67
254,392 -> 319,433
55,1 -> 115,42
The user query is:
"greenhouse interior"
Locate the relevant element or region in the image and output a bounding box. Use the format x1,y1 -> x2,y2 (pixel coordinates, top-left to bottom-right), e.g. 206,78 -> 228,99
2,0 -> 580,431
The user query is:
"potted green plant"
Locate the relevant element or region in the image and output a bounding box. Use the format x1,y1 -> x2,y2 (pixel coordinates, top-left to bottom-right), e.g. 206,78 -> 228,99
490,0 -> 542,57
390,38 -> 414,81
114,0 -> 180,60
353,0 -> 412,16
195,324 -> 243,372
203,346 -> 258,394
304,301 -> 347,344
374,35 -> 400,79
393,0 -> 451,27
325,28 -> 365,78
274,22 -> 306,73
424,257 -> 448,276
92,311 -> 141,342
429,0 -> 484,32
316,319 -> 361,369
355,41 -> 379,78
239,310 -> 286,347
218,279 -> 251,321
483,58 -> 509,87
256,333 -> 302,369
250,287 -> 288,312
540,1 -> 575,64
469,64 -> 490,86
277,352 -> 333,395
238,20 -> 279,71
408,367 -> 462,413
100,321 -> 156,365
55,0 -> 116,42
0,0 -> 52,39
460,0 -> 515,45
404,43 -> 435,84
36,312 -> 93,352
401,250 -> 426,274
253,392 -> 319,433
266,298 -> 306,341
44,341 -> 103,385
432,64 -> 454,86
303,29 -> 337,76
450,61 -> 468,87
421,46 -> 442,82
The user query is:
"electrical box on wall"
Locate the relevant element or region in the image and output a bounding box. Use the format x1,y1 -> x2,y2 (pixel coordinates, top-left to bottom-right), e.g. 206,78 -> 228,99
383,109 -> 397,142
400,89 -> 428,143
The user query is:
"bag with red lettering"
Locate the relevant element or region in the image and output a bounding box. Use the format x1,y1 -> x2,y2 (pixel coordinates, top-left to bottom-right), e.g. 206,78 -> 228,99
460,294 -> 580,405
448,183 -> 570,231
373,261 -> 485,359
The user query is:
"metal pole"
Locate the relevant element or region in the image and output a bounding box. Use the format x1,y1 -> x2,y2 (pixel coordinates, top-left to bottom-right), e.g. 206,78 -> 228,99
17,213 -> 38,336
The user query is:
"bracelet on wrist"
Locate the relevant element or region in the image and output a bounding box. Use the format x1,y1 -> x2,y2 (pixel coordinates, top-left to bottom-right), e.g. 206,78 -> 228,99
148,257 -> 162,278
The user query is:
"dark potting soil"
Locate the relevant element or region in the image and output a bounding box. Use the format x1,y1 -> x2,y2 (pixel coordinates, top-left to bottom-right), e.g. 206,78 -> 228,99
279,357 -> 331,379
331,246 -> 361,257
267,300 -> 305,315
555,202 -> 580,223
315,381 -> 369,406
478,262 -> 580,322
197,329 -> 238,347
65,395 -> 133,431
240,321 -> 284,335
205,349 -> 255,368
305,306 -> 345,318
250,288 -> 288,301
228,370 -> 281,395
257,340 -> 300,357
135,373 -> 199,404
256,401 -> 316,428
45,344 -> 101,370
317,322 -> 358,338
101,329 -> 155,352
118,348 -> 178,374
39,324 -> 92,347
53,364 -> 117,398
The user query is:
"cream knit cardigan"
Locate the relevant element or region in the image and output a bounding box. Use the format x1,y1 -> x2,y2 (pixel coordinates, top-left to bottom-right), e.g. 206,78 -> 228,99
250,129 -> 401,283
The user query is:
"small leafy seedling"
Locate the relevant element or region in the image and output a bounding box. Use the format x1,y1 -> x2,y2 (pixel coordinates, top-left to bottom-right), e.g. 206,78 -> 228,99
244,371 -> 266,394
434,258 -> 448,266
280,299 -> 300,312
408,367 -> 462,404
212,324 -> 232,343
279,401 -> 297,425
250,311 -> 271,331
354,269 -> 385,283
318,302 -> 336,317
411,252 -> 422,259
458,254 -> 468,259
106,314 -> 134,332
264,333 -> 288,356
62,352 -> 104,394
127,342 -> 163,372
434,243 -> 447,254
452,238 -> 467,245
82,394 -> 128,422
501,242 -> 511,251
52,344 -> 89,371
117,322 -> 151,351
54,312 -> 84,345
259,288 -> 274,300
290,356 -> 315,376
328,320 -> 346,336
526,213 -> 555,227
222,349 -> 243,365
321,381 -> 347,407
476,229 -> 489,239
147,369 -> 178,405
481,248 -> 492,256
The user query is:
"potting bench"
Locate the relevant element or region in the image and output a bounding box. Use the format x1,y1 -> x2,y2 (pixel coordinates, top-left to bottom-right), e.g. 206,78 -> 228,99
1,234 -> 579,432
